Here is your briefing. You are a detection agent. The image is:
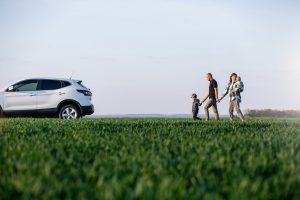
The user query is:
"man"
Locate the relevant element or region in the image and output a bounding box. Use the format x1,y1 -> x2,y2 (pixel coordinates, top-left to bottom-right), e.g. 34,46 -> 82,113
200,73 -> 220,120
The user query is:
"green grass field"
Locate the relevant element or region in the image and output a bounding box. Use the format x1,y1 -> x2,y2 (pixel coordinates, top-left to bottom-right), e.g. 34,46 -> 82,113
1,118 -> 300,200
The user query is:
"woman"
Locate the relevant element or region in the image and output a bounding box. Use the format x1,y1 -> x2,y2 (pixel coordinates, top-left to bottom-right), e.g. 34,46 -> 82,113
219,73 -> 245,121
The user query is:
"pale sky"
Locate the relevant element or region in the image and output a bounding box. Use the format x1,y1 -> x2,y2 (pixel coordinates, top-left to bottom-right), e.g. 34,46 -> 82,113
1,0 -> 300,115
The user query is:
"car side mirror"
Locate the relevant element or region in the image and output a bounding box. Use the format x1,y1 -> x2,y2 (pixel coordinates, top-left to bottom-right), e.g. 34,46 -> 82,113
7,86 -> 15,92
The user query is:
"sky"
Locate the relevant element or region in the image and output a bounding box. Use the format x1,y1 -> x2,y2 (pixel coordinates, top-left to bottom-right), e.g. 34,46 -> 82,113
0,0 -> 300,115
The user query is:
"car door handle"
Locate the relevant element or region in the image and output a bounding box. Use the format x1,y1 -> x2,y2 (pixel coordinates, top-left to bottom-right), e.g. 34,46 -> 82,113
30,94 -> 37,96
59,92 -> 65,95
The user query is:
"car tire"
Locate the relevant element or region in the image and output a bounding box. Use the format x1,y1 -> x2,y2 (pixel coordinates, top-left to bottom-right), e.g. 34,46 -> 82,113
59,104 -> 81,119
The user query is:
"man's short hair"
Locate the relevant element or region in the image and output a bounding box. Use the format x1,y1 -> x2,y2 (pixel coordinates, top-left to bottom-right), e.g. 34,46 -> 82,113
191,93 -> 197,98
207,73 -> 212,77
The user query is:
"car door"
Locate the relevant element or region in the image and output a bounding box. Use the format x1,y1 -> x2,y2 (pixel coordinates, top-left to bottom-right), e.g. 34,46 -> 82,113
37,80 -> 66,110
3,79 -> 38,112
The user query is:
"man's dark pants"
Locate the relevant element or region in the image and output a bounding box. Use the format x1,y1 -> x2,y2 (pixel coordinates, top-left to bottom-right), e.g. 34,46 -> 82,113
204,98 -> 220,120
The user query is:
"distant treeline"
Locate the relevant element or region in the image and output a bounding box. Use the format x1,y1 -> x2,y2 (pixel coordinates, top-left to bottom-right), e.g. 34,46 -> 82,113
245,109 -> 300,118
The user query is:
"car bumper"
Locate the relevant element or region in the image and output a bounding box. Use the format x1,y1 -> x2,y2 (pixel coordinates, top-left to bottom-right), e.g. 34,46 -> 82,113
81,105 -> 94,116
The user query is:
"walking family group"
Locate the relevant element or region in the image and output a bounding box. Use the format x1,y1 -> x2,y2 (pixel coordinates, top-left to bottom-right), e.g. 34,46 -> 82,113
191,73 -> 244,121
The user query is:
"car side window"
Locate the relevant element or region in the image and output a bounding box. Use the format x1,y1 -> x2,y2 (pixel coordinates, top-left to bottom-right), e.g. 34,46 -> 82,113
14,80 -> 38,92
40,80 -> 62,90
62,81 -> 71,87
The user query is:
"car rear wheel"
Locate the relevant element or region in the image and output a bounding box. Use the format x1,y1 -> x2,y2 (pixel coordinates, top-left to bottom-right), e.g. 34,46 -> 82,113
59,104 -> 80,119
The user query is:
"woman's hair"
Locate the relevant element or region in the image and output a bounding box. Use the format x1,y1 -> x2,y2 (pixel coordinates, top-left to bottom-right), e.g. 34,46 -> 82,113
229,73 -> 237,82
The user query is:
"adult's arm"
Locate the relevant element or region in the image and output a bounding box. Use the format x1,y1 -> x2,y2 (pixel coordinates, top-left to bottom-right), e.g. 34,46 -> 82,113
211,80 -> 219,101
220,90 -> 228,100
214,88 -> 219,101
200,92 -> 209,104
220,84 -> 229,100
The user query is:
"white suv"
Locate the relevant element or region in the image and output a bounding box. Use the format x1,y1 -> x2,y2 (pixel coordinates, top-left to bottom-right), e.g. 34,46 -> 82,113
0,78 -> 94,119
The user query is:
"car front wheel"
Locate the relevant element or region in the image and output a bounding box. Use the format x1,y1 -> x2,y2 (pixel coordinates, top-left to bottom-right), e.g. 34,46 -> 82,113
59,105 -> 81,119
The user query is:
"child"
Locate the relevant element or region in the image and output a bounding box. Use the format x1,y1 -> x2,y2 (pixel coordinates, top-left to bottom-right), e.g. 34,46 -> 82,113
234,76 -> 244,102
235,76 -> 244,91
191,93 -> 202,120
